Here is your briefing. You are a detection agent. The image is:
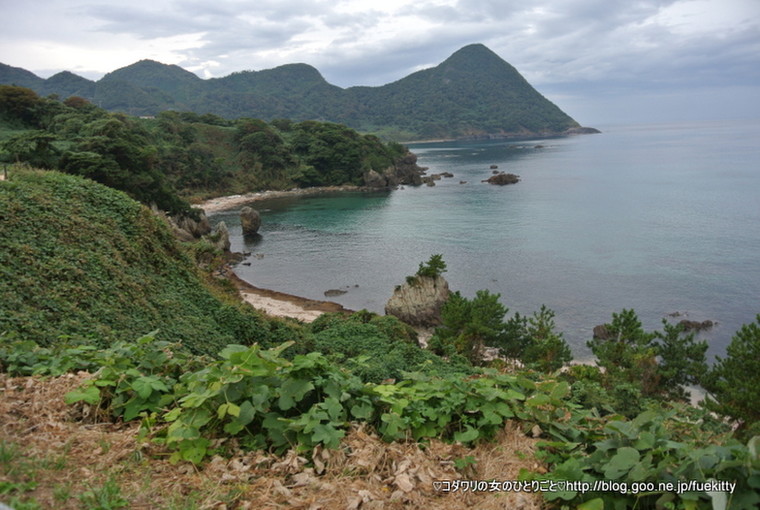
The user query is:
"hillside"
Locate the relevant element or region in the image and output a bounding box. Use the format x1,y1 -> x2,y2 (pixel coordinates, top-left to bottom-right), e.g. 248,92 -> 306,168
0,44 -> 591,140
0,169 -> 292,355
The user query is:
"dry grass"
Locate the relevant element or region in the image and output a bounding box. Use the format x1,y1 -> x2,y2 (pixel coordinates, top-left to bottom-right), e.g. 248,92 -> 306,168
1,374 -> 546,509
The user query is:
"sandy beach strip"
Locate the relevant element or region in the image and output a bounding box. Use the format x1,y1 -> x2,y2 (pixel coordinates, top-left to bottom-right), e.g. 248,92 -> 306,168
196,185 -> 364,214
227,272 -> 353,323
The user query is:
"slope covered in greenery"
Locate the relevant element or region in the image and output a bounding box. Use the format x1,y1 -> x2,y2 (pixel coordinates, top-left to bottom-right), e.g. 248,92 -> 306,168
0,169 -> 288,355
0,44 -> 585,140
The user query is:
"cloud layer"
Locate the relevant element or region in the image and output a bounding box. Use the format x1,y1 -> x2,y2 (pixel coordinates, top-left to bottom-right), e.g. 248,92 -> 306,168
2,0 -> 759,123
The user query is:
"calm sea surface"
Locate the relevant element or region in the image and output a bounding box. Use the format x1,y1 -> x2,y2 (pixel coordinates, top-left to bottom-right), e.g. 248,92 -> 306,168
212,119 -> 760,360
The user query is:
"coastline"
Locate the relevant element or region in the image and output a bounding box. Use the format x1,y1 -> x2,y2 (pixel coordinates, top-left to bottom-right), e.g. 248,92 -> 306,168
198,186 -> 370,322
226,271 -> 353,323
196,185 -> 365,214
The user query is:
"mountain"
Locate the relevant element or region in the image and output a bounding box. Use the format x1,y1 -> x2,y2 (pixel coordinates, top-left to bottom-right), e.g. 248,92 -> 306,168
0,44 -> 591,140
0,62 -> 44,89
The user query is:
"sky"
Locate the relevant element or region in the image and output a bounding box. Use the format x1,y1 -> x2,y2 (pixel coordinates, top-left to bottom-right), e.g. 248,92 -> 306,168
1,0 -> 759,126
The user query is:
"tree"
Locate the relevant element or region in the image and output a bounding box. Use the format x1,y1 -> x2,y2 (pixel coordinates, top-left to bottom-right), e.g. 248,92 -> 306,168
1,131 -> 60,168
521,305 -> 573,372
0,85 -> 42,125
429,289 -> 510,365
703,315 -> 760,438
587,309 -> 708,412
417,254 -> 447,278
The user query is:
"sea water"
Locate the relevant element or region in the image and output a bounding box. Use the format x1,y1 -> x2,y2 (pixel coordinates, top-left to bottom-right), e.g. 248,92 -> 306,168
213,119 -> 760,359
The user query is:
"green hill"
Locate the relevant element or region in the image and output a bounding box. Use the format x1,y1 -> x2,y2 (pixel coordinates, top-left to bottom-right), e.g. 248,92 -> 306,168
0,169 -> 288,355
0,44 -> 591,140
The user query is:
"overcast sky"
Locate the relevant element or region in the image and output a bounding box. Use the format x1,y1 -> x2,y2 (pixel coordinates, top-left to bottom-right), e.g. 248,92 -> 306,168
2,0 -> 759,125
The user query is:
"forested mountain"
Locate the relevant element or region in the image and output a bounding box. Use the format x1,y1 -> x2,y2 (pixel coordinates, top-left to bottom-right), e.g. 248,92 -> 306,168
0,44 -> 588,140
0,85 -> 416,216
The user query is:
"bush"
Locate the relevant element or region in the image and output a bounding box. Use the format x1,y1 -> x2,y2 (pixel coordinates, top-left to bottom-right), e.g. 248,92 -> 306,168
310,311 -> 468,383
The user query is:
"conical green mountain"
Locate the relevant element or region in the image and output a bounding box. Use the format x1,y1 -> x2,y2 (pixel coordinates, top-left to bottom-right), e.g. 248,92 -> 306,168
0,44 -> 588,140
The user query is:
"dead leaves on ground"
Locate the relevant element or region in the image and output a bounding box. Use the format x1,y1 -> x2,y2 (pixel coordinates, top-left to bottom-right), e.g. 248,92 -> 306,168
0,374 -> 545,509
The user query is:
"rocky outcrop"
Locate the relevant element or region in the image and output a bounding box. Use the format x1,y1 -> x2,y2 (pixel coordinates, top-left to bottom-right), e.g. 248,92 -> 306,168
174,212 -> 212,238
152,206 -> 212,241
240,206 -> 261,235
484,172 -> 520,185
593,324 -> 612,340
385,275 -> 451,328
679,319 -> 714,331
207,221 -> 231,252
363,151 -> 426,188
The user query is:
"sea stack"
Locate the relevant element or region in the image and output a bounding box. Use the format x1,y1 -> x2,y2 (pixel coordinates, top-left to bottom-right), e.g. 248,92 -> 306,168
240,206 -> 261,235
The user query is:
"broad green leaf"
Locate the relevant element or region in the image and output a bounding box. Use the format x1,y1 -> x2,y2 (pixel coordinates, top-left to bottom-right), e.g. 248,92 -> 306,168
238,400 -> 255,426
311,423 -> 345,449
163,407 -> 182,422
179,438 -> 210,464
526,393 -> 551,407
603,447 -> 641,479
454,426 -> 479,444
350,401 -> 373,420
577,497 -> 604,510
278,378 -> 314,410
64,385 -> 100,405
133,376 -> 159,400
322,397 -> 343,421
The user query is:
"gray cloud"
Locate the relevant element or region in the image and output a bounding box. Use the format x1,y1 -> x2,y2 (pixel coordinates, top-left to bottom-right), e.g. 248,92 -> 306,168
1,0 -> 758,123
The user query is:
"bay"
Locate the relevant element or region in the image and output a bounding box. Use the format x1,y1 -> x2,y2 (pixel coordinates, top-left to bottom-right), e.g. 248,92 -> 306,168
213,119 -> 760,360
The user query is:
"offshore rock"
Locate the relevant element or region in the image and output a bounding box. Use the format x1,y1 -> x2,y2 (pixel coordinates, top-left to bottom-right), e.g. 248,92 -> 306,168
679,319 -> 714,331
240,206 -> 261,235
593,324 -> 612,340
385,275 -> 451,328
484,172 -> 520,185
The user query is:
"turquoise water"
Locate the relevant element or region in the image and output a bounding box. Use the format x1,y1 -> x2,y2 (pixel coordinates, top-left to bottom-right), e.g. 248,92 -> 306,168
213,119 -> 760,359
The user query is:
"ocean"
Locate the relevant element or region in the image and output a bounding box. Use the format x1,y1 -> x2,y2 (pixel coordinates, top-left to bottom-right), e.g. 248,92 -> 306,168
211,119 -> 760,360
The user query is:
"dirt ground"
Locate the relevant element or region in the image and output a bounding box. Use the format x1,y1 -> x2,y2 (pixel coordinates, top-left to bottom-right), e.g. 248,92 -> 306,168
0,373 -> 546,509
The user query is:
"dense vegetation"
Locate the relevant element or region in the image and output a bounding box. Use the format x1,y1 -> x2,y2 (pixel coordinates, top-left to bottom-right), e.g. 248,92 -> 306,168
1,122 -> 758,508
0,44 -> 581,141
0,169 -> 296,356
0,85 -> 408,216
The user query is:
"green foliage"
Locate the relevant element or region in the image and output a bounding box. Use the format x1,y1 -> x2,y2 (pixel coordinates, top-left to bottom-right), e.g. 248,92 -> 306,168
429,290 -> 510,364
430,291 -> 571,370
586,310 -> 708,416
48,335 -> 577,464
520,306 -> 573,372
703,315 -> 760,438
525,409 -> 760,510
0,169 -> 296,354
77,476 -> 128,509
416,253 -> 447,278
309,311 -> 468,383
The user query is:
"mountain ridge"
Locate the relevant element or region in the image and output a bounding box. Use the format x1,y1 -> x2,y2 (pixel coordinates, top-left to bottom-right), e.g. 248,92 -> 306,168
0,44 -> 595,140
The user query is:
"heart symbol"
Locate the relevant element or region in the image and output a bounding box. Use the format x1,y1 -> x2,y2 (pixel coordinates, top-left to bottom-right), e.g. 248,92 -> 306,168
433,481 -> 444,491
557,481 -> 566,491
